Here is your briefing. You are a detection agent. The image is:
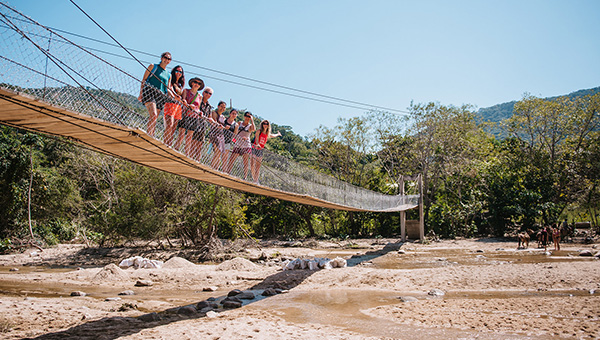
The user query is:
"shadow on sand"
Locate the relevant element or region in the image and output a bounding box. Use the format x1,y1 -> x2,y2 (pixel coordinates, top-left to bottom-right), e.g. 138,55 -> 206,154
26,240 -> 406,339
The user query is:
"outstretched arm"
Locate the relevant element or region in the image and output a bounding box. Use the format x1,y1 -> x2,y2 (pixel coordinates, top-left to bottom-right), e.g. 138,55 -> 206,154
138,64 -> 153,100
249,117 -> 256,133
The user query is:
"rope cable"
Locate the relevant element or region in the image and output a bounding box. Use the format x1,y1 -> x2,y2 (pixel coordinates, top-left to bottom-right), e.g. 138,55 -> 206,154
2,11 -> 410,115
0,9 -> 133,125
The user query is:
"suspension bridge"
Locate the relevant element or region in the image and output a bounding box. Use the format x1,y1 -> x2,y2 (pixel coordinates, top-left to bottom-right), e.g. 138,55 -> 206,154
0,3 -> 422,237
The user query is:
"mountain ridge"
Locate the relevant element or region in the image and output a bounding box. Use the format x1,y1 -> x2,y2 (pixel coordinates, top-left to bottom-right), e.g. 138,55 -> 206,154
477,86 -> 600,123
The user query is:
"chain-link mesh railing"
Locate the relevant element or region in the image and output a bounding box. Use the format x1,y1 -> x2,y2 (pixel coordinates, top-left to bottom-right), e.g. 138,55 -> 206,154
0,3 -> 419,212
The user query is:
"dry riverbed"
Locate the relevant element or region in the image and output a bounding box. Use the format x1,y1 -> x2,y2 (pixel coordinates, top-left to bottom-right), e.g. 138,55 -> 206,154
0,238 -> 599,339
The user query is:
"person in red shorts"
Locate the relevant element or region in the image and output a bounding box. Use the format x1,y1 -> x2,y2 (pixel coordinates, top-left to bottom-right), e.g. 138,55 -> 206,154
250,119 -> 281,183
163,65 -> 185,146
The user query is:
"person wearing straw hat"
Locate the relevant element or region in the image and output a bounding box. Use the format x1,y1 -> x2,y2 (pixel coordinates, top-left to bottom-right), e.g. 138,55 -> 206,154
174,77 -> 204,157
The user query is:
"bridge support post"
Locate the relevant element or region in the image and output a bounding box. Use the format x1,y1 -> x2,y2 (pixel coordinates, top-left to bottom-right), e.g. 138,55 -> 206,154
400,176 -> 406,242
418,174 -> 424,241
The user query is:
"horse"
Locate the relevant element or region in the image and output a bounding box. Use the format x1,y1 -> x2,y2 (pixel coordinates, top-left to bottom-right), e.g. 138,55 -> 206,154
560,224 -> 574,243
517,229 -> 534,249
536,227 -> 549,249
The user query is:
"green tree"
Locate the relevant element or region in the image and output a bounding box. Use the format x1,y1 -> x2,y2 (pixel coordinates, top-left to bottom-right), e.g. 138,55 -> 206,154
503,93 -> 600,223
404,102 -> 490,235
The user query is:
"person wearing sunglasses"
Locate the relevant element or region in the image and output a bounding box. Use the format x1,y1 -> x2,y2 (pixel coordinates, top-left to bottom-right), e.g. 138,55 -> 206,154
251,119 -> 281,183
138,52 -> 172,137
225,111 -> 256,180
163,65 -> 185,146
174,77 -> 204,157
209,101 -> 228,170
192,87 -> 213,161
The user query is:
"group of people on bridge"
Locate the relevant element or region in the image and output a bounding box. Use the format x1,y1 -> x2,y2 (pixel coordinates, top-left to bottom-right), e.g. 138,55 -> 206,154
137,52 -> 281,183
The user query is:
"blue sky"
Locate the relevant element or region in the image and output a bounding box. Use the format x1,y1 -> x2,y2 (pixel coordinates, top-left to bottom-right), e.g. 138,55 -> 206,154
7,0 -> 600,137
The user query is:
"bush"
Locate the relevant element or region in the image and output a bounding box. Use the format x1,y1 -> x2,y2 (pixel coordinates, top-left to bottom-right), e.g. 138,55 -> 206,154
0,238 -> 12,254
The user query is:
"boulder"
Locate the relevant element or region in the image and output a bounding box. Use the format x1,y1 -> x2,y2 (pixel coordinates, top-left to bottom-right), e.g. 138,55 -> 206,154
399,296 -> 418,302
262,288 -> 278,296
197,301 -> 219,310
70,291 -> 87,297
220,296 -> 242,305
135,280 -> 153,287
222,300 -> 242,308
138,312 -> 160,322
237,292 -> 255,300
177,306 -> 197,315
428,289 -> 445,296
227,289 -> 243,297
331,257 -> 347,268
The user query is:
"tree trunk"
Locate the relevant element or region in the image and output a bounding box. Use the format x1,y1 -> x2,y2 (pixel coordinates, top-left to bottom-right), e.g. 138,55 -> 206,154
304,206 -> 316,237
207,186 -> 220,240
27,149 -> 42,251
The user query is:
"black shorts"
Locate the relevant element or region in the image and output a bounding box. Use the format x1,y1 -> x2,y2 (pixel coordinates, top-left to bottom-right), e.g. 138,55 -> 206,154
252,148 -> 264,158
193,119 -> 209,141
232,147 -> 251,155
141,84 -> 167,111
177,116 -> 198,131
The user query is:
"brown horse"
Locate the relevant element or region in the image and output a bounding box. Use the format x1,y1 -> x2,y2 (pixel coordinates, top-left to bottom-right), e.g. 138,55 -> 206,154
517,229 -> 534,249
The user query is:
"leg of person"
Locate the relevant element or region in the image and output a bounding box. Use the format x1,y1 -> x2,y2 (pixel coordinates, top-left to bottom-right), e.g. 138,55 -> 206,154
174,127 -> 185,151
254,156 -> 263,183
242,153 -> 250,180
190,138 -> 199,160
210,143 -> 220,169
146,102 -> 159,136
164,114 -> 175,146
196,139 -> 204,161
225,151 -> 238,174
220,145 -> 228,172
250,153 -> 258,182
185,130 -> 194,156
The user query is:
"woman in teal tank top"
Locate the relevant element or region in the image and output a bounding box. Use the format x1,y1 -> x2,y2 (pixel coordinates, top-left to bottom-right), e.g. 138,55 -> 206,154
138,51 -> 171,137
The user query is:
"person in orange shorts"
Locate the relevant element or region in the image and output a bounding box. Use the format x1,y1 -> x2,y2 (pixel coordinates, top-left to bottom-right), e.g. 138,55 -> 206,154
163,65 -> 185,146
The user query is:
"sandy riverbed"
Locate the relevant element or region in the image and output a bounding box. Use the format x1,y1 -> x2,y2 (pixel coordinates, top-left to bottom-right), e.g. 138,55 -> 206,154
0,238 -> 599,339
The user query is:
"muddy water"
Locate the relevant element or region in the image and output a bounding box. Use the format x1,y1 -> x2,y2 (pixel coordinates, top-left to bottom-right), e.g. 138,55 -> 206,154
248,289 -> 560,340
245,247 -> 595,339
0,268 -> 218,308
366,248 -> 597,269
